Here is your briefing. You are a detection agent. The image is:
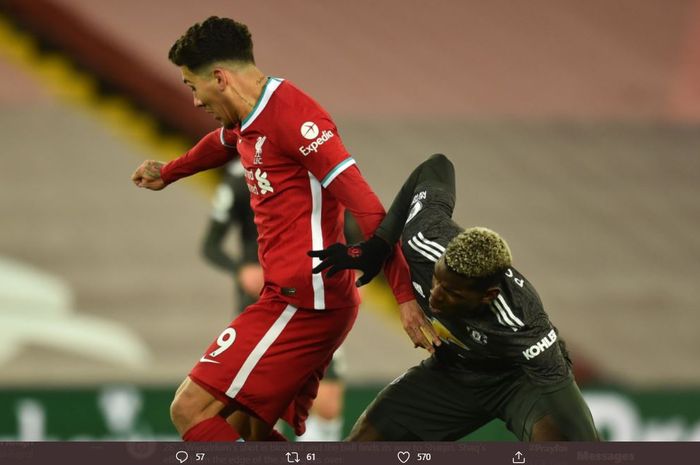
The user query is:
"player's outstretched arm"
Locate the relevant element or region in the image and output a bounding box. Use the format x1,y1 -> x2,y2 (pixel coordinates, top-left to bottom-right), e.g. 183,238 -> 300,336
308,235 -> 391,286
308,153 -> 455,286
202,220 -> 239,272
134,129 -> 237,191
374,153 -> 455,245
131,160 -> 167,190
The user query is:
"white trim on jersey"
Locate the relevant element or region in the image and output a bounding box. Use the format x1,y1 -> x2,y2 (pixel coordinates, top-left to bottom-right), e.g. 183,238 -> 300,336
225,304 -> 298,398
321,157 -> 356,188
240,77 -> 284,132
309,172 -> 326,309
408,236 -> 440,262
417,232 -> 445,254
219,128 -> 237,148
491,295 -> 524,332
497,294 -> 525,327
493,309 -> 508,328
413,233 -> 445,260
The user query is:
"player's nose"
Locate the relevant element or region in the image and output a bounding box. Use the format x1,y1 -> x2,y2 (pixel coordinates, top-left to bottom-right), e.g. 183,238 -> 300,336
429,288 -> 444,310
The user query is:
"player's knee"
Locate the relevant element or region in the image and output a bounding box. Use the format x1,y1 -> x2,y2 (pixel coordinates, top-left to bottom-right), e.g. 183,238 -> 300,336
346,412 -> 382,441
170,389 -> 208,433
246,417 -> 274,441
529,415 -> 567,441
170,395 -> 194,433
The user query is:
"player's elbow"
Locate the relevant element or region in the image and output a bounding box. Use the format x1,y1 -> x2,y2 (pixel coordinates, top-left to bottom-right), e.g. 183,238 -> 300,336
427,153 -> 453,171
201,241 -> 220,264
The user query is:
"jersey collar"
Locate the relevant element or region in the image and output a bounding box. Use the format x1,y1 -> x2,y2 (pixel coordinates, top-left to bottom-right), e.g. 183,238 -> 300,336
240,77 -> 284,132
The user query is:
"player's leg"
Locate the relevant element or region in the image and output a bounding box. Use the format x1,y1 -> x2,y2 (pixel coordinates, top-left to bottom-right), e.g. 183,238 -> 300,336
225,411 -> 288,441
177,297 -> 300,441
347,359 -> 491,441
530,415 -> 568,440
297,348 -> 347,441
527,381 -> 599,441
298,380 -> 344,441
227,301 -> 357,440
170,376 -> 240,441
500,377 -> 599,441
347,409 -> 389,440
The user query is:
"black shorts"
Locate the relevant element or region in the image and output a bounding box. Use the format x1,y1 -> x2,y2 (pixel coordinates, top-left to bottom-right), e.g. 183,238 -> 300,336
365,358 -> 587,441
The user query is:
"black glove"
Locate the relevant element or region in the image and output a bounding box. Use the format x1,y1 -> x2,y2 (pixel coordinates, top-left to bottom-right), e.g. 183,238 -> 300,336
308,235 -> 392,286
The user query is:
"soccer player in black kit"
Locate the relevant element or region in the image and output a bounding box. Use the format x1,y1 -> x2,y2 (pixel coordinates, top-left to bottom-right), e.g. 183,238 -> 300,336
310,154 -> 599,441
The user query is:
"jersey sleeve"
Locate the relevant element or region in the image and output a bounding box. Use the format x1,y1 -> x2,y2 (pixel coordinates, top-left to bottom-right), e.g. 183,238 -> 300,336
275,105 -> 356,188
376,153 -> 456,246
326,165 -> 415,304
161,128 -> 238,185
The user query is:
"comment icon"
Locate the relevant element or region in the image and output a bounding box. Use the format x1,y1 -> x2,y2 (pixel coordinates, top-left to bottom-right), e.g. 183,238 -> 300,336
176,450 -> 189,463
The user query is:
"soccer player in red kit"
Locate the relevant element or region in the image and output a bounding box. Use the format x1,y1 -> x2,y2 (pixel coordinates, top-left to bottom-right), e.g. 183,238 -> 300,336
131,17 -> 434,441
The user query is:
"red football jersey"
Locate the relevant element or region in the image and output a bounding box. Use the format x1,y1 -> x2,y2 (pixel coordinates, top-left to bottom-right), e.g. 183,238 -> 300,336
162,78 -> 413,309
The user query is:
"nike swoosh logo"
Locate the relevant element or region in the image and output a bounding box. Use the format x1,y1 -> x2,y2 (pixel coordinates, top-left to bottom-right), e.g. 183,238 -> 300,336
199,357 -> 221,364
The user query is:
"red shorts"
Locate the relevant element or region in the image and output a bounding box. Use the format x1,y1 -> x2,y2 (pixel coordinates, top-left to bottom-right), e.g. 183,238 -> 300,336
189,292 -> 358,435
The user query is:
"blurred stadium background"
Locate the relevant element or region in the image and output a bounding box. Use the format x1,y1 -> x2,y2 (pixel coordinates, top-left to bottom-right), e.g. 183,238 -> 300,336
1,0 -> 699,441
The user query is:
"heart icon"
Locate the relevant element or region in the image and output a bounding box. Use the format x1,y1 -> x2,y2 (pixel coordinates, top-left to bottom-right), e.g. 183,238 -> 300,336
397,451 -> 410,464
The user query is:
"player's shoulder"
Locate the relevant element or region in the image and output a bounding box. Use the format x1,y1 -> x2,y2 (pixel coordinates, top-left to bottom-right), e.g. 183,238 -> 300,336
270,79 -> 331,120
492,267 -> 548,328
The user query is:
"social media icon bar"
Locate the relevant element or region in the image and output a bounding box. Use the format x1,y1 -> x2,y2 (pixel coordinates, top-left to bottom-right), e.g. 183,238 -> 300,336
176,450 -> 189,464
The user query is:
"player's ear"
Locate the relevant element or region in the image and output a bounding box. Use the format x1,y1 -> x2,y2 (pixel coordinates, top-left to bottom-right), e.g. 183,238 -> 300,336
212,68 -> 228,91
481,287 -> 500,304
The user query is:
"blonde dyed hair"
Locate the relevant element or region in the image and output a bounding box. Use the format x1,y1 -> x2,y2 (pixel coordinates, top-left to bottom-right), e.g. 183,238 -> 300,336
444,227 -> 512,278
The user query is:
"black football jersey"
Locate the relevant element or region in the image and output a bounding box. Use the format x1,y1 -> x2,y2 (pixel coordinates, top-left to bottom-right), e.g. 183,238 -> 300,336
401,186 -> 571,387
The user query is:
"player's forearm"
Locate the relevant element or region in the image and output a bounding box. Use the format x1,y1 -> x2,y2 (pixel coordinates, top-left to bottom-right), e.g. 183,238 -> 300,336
240,234 -> 259,264
203,247 -> 239,272
202,221 -> 240,272
326,166 -> 414,302
325,165 -> 386,239
383,245 -> 416,304
373,175 -> 418,246
161,130 -> 236,185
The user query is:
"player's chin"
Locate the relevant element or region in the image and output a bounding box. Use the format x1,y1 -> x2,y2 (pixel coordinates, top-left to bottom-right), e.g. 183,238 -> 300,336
429,297 -> 442,313
429,303 -> 444,316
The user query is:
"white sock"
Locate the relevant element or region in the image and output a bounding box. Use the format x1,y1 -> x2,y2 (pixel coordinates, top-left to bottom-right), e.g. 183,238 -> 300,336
297,414 -> 342,441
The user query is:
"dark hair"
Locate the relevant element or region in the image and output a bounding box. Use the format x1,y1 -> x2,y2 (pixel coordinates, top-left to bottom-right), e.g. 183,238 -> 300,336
464,272 -> 503,292
168,16 -> 255,71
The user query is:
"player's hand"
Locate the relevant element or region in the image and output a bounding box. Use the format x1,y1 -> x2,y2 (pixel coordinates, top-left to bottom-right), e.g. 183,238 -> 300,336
131,160 -> 166,190
308,235 -> 391,287
399,299 -> 441,353
238,263 -> 264,298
